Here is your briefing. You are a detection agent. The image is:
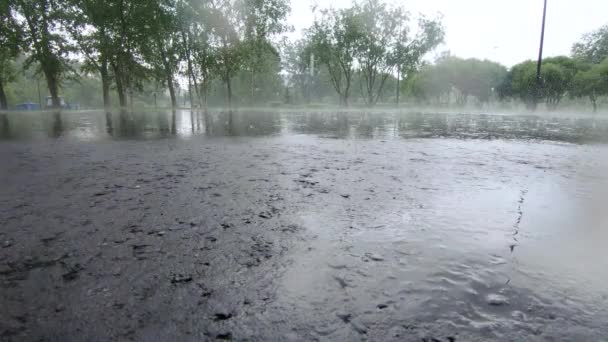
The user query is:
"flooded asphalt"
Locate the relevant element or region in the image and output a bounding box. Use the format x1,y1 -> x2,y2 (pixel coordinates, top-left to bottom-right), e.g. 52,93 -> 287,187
1,110 -> 607,341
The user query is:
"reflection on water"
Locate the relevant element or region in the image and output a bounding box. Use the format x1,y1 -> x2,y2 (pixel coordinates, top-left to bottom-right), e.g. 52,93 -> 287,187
1,109 -> 607,340
0,114 -> 9,139
1,109 -> 608,143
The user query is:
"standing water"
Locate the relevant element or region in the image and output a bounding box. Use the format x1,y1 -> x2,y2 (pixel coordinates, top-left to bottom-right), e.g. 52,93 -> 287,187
0,110 -> 607,341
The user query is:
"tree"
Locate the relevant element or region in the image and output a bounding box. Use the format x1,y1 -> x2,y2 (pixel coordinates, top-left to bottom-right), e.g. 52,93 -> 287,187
207,0 -> 290,108
352,0 -> 405,106
408,56 -> 506,106
571,58 -> 608,112
309,6 -> 362,106
66,0 -> 117,112
572,24 -> 608,64
393,16 -> 444,106
0,0 -> 21,109
106,0 -> 154,109
407,63 -> 451,104
240,0 -> 291,103
173,0 -> 217,109
12,0 -> 75,109
209,0 -> 246,108
500,57 -> 580,110
146,0 -> 181,108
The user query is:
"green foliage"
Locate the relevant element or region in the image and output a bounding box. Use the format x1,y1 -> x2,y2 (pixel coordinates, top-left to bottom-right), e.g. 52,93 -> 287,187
407,64 -> 451,104
571,58 -> 608,111
306,0 -> 443,107
572,24 -> 608,64
10,0 -> 78,108
499,60 -> 538,107
4,0 -> 608,112
499,56 -> 583,110
0,0 -> 20,83
353,0 -> 406,106
308,5 -> 362,106
409,57 -> 506,106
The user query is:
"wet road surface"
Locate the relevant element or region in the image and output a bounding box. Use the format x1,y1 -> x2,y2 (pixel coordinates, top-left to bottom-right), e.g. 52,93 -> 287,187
1,110 -> 607,341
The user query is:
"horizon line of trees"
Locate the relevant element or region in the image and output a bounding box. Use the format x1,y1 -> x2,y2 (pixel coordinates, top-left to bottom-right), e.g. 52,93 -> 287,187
1,0 -> 292,111
0,0 -> 448,111
393,25 -> 608,112
1,0 -> 608,112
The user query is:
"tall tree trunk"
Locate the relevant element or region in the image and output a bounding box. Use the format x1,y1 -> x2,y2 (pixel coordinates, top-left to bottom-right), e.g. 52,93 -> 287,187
0,79 -> 7,110
181,30 -> 197,107
191,73 -> 201,108
396,65 -> 401,107
167,73 -> 177,108
187,77 -> 194,109
201,78 -> 209,111
367,85 -> 374,108
225,75 -> 233,108
171,109 -> 176,134
250,69 -> 255,104
100,62 -> 111,112
44,71 -> 61,109
51,111 -> 63,137
344,78 -> 351,107
113,64 -> 128,108
128,87 -> 134,112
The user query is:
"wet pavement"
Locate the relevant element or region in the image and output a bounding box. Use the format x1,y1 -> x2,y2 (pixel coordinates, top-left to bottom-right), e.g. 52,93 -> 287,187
1,110 -> 607,341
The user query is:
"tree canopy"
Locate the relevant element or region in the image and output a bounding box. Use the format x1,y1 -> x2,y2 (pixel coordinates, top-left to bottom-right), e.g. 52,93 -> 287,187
2,0 -> 608,112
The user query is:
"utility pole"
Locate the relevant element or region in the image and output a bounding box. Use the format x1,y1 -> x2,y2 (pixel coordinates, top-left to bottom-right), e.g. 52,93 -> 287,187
536,0 -> 548,100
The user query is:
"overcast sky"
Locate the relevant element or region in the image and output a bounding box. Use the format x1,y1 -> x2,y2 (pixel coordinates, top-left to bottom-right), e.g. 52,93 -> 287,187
287,0 -> 608,67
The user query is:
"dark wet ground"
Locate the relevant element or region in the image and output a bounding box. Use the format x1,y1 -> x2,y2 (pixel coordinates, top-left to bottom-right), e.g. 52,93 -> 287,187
1,110 -> 607,341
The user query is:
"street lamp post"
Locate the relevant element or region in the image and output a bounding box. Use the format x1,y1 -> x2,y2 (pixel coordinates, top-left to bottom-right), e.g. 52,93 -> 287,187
536,0 -> 548,98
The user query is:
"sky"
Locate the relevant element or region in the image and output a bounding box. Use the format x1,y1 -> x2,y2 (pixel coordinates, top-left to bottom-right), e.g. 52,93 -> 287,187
287,0 -> 608,67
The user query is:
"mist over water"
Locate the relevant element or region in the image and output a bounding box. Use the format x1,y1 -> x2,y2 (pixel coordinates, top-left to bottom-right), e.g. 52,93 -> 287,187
1,109 -> 608,143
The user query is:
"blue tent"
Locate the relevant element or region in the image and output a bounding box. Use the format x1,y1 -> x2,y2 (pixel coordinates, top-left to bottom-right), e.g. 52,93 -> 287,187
15,103 -> 41,111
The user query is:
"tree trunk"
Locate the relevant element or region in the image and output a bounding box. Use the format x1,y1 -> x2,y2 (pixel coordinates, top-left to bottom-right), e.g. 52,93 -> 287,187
225,75 -> 233,108
181,30 -> 200,108
0,79 -> 7,110
188,78 -> 194,109
113,64 -> 128,108
128,87 -> 134,112
191,73 -> 201,108
171,109 -> 176,134
167,73 -> 177,108
104,61 -> 113,132
396,65 -> 401,107
250,70 -> 255,104
201,78 -> 209,111
344,78 -> 351,107
589,95 -> 597,113
100,62 -> 111,112
44,71 -> 61,109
